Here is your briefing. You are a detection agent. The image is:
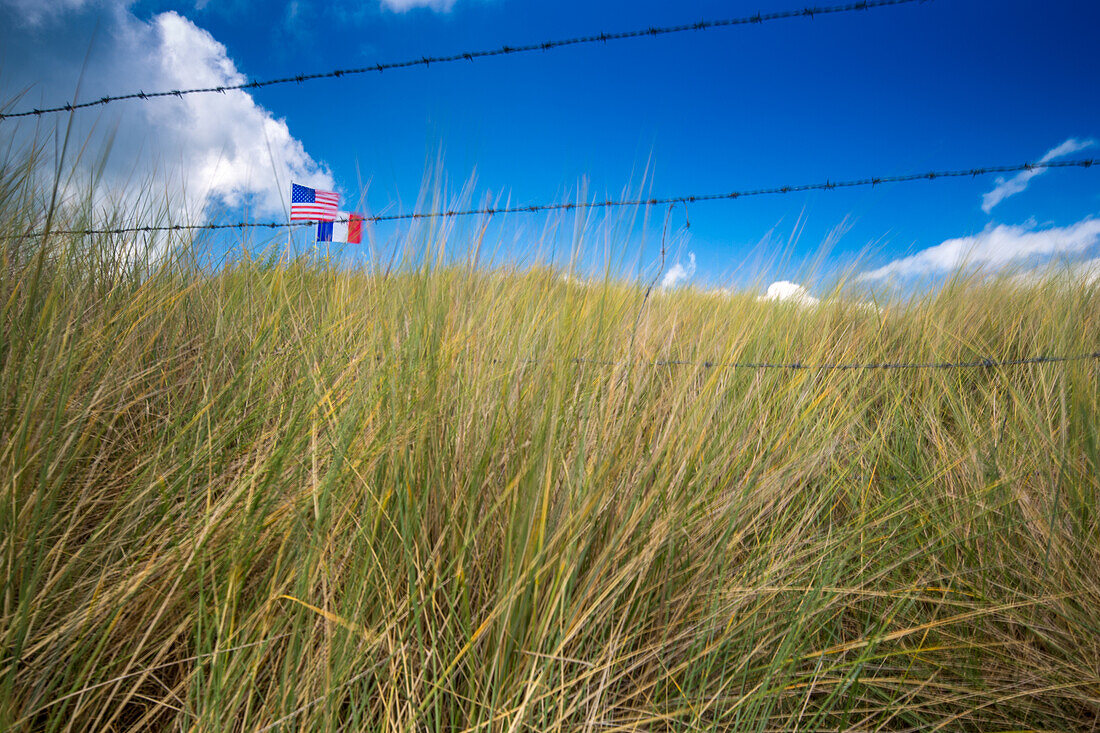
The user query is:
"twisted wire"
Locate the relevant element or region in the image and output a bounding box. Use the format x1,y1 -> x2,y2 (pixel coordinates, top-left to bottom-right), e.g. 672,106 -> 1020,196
17,158 -> 1096,239
561,351 -> 1100,371
0,0 -> 927,121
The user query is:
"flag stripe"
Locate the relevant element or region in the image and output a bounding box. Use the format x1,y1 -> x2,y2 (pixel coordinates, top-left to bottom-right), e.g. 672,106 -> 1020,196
333,214 -> 348,243
292,210 -> 338,220
348,214 -> 362,244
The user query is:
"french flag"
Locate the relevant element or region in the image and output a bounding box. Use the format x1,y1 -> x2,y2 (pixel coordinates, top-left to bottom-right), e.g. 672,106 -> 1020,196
316,212 -> 363,244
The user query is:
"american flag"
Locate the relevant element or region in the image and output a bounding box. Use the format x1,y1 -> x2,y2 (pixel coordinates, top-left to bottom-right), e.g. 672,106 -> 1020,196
290,183 -> 339,221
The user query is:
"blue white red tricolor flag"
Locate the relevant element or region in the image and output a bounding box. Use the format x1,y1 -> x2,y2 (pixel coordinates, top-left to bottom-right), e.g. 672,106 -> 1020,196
290,183 -> 339,221
317,213 -> 364,244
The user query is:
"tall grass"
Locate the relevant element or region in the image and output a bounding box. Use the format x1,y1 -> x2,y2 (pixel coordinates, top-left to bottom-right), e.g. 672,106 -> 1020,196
2,154 -> 1099,731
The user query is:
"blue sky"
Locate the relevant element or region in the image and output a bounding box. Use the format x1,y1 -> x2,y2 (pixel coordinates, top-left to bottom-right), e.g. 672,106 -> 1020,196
1,0 -> 1098,292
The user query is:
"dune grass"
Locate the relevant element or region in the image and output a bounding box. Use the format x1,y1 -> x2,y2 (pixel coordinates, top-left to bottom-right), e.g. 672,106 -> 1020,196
2,159 -> 1100,731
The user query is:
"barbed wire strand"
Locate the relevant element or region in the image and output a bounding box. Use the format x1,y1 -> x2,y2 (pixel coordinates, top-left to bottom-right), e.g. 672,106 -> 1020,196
557,351 -> 1100,371
268,350 -> 1097,373
0,0 -> 928,121
18,158 -> 1097,239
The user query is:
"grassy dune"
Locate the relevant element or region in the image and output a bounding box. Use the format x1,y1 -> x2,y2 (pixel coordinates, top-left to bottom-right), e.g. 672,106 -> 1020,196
2,166 -> 1100,730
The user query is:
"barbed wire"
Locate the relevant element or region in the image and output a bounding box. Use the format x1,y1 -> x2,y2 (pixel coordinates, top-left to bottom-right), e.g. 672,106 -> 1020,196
557,351 -> 1100,371
273,349 -> 1098,373
15,158 -> 1096,239
0,0 -> 928,122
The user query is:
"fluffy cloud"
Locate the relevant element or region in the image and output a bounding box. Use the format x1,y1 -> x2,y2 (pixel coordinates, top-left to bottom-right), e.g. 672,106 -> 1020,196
379,0 -> 457,12
0,0 -> 333,225
757,281 -> 820,307
857,217 -> 1100,282
144,12 -> 334,217
660,252 -> 695,289
981,138 -> 1095,213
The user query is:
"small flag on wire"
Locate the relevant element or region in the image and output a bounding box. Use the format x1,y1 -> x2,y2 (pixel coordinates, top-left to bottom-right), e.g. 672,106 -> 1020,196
317,212 -> 364,244
290,183 -> 339,221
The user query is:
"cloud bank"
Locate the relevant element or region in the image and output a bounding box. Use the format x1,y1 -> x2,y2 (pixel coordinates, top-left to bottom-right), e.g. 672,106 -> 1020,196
0,0 -> 333,224
660,252 -> 695,289
858,217 -> 1100,282
981,138 -> 1095,214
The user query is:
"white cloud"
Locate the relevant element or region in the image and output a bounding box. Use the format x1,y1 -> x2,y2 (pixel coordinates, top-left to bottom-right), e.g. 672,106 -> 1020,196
659,252 -> 695,289
380,0 -> 457,12
757,281 -> 820,307
0,1 -> 333,226
857,217 -> 1100,282
981,138 -> 1095,213
145,12 -> 333,217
